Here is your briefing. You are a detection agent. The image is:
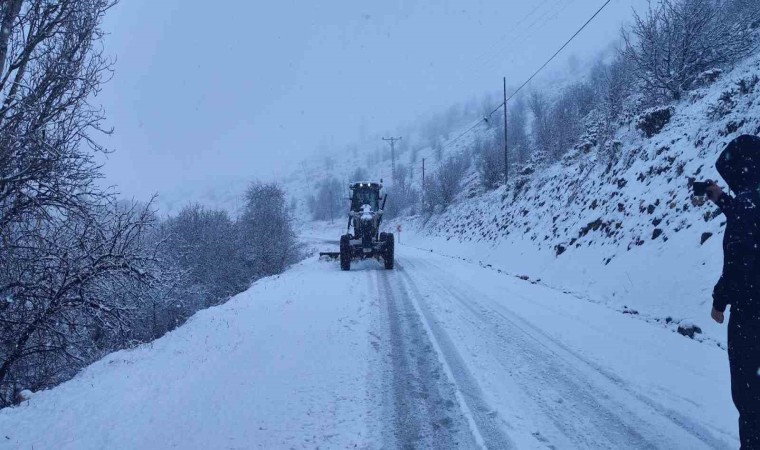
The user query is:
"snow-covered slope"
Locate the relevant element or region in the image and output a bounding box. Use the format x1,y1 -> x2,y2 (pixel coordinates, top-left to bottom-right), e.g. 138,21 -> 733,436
380,55 -> 760,346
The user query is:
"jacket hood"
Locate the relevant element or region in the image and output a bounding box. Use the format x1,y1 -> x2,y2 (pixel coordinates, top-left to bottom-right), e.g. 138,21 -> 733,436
716,134 -> 760,193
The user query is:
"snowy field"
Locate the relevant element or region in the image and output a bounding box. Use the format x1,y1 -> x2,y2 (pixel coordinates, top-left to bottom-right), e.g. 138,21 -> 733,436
0,225 -> 739,449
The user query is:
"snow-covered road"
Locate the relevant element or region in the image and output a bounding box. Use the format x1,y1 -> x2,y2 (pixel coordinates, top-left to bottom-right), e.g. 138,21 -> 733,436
380,248 -> 736,448
0,241 -> 739,449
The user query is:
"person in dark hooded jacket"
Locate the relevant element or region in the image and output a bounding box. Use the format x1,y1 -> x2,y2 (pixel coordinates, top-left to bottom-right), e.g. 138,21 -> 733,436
706,134 -> 760,449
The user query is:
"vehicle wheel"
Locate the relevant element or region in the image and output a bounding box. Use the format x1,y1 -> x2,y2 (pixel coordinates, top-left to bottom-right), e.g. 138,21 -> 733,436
340,234 -> 351,271
382,233 -> 394,270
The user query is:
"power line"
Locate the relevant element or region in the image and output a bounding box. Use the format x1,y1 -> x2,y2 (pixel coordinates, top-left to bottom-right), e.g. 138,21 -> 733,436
438,118 -> 487,152
506,0 -> 613,103
487,103 -> 503,118
487,0 -> 614,116
431,0 -> 614,159
476,0 -> 576,77
468,0 -> 562,70
428,104 -> 505,160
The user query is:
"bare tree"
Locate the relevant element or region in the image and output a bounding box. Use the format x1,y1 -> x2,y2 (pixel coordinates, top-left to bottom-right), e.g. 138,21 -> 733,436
384,164 -> 419,218
161,204 -> 248,306
0,200 -> 157,405
0,1 -> 308,407
547,82 -> 595,160
590,56 -> 633,144
475,133 -> 503,190
623,0 -> 758,102
0,0 -> 172,407
508,95 -> 530,167
0,0 -> 116,234
425,153 -> 470,210
309,177 -> 343,221
529,91 -> 552,162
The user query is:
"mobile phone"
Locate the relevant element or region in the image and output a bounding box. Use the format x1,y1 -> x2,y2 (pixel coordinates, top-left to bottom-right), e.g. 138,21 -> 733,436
692,181 -> 710,196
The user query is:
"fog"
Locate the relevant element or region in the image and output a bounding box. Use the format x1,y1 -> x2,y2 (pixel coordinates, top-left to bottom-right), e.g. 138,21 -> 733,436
5,0 -> 758,443
98,0 -> 646,203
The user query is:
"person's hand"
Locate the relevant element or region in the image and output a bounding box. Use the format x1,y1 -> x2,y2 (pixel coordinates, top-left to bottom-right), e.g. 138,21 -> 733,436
706,181 -> 724,203
711,307 -> 725,324
691,196 -> 706,207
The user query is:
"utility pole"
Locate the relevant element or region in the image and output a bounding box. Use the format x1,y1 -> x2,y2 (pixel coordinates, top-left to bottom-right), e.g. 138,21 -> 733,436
382,136 -> 402,182
503,76 -> 509,186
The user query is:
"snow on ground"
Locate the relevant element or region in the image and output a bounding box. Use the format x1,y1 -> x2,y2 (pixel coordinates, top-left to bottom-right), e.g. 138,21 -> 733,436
0,257 -> 380,449
387,217 -> 731,347
0,225 -> 739,449
393,247 -> 735,448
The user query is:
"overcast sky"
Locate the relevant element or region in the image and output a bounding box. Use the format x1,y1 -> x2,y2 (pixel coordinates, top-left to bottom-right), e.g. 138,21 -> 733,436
97,0 -> 646,202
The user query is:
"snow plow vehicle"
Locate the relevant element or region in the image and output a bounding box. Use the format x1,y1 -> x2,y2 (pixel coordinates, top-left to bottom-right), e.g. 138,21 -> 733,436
320,181 -> 394,270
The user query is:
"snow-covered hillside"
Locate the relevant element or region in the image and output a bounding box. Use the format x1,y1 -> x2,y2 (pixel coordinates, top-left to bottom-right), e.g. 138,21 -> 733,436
390,55 -> 760,345
299,55 -> 760,347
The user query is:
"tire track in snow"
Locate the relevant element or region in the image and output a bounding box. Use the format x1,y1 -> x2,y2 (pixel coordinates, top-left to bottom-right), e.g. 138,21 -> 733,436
376,268 -> 481,449
394,263 -> 516,450
401,254 -> 730,449
435,278 -> 656,448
